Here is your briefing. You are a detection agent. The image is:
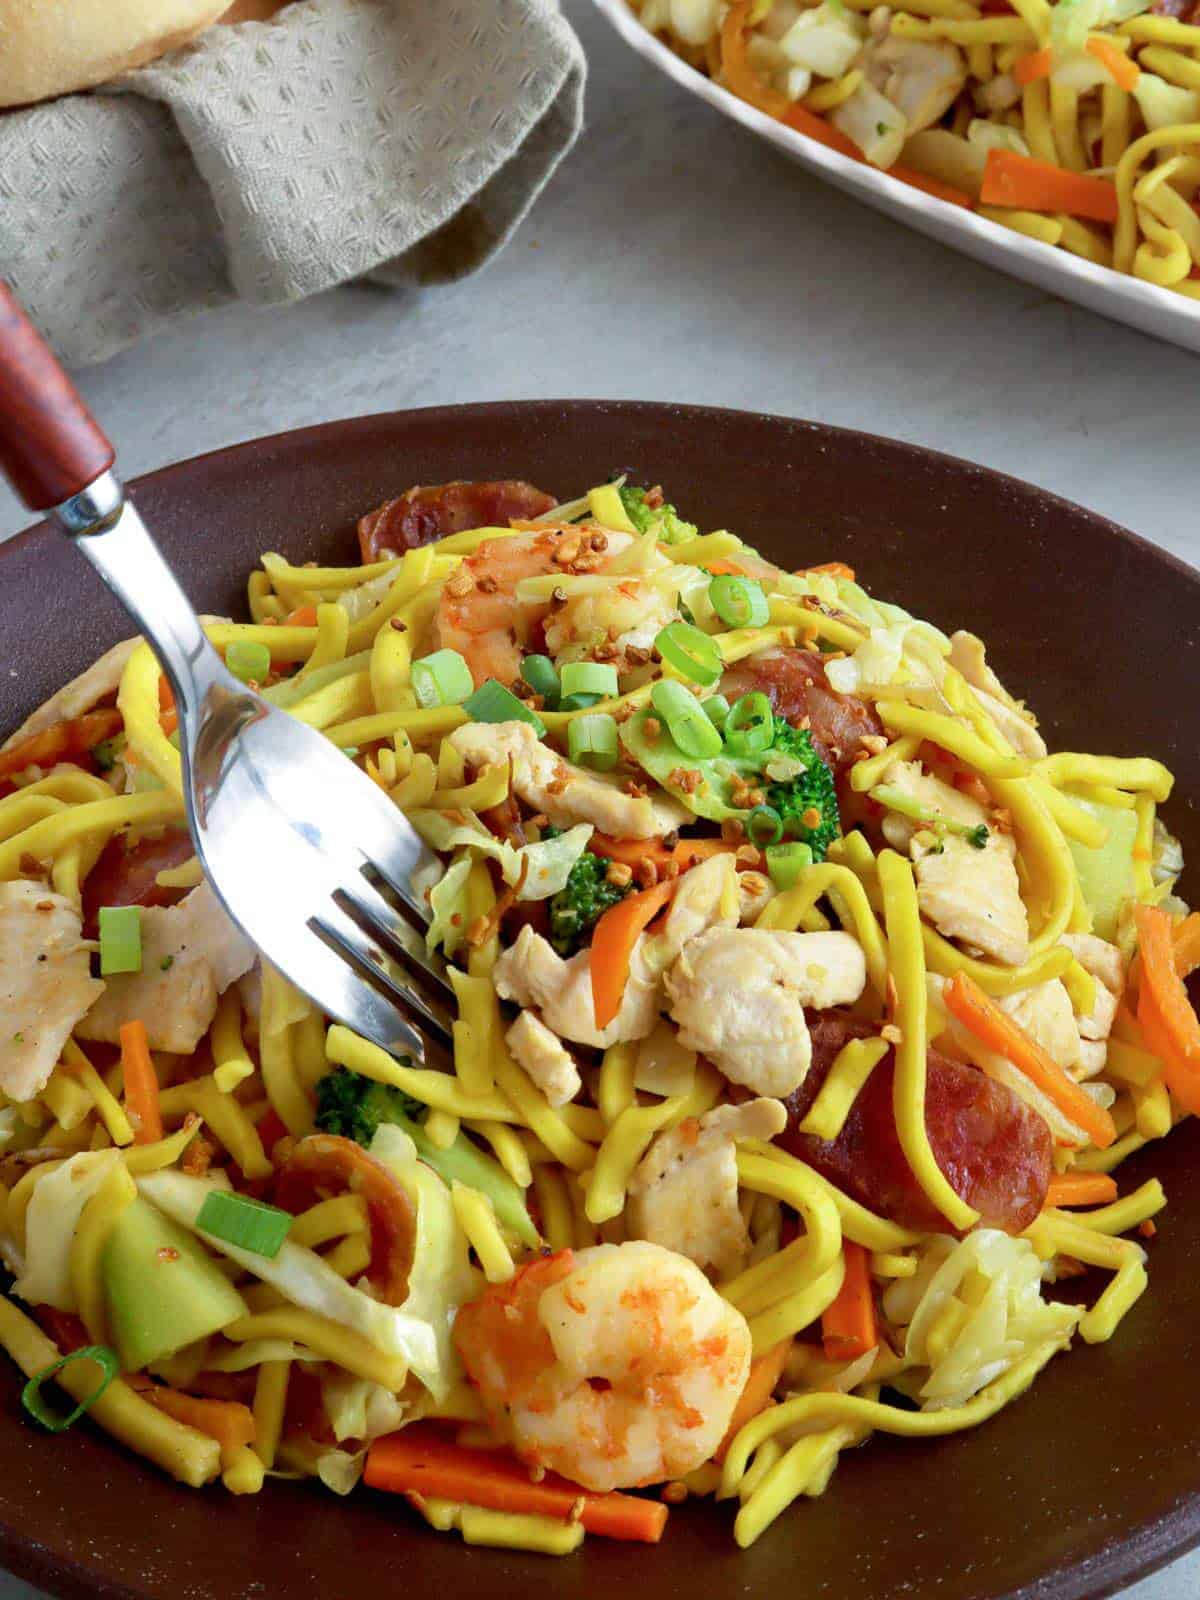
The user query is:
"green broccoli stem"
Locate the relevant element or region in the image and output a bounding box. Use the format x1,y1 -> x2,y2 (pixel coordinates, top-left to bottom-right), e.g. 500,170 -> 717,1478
396,1113 -> 540,1249
870,784 -> 990,848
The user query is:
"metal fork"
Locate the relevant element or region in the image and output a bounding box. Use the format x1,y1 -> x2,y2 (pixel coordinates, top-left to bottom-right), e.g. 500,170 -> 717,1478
0,284 -> 450,1064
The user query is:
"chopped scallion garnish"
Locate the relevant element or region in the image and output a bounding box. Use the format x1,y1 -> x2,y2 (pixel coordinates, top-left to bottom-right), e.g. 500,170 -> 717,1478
654,620 -> 722,687
225,640 -> 272,685
462,679 -> 547,736
520,654 -> 561,708
559,661 -> 619,702
708,574 -> 770,629
22,1346 -> 119,1433
98,905 -> 142,976
766,841 -> 814,890
411,649 -> 474,709
723,692 -> 774,758
195,1189 -> 293,1258
567,713 -> 620,771
650,679 -> 723,760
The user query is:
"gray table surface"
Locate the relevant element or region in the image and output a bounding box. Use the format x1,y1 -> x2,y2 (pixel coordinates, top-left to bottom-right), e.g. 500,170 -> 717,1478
1,0 -> 1197,1594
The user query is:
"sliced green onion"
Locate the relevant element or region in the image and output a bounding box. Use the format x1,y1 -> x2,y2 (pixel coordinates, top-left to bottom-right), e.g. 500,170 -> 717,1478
708,574 -> 770,629
567,713 -> 620,771
650,680 -> 723,759
559,661 -> 619,702
411,648 -> 474,709
22,1346 -> 119,1433
766,840 -> 813,889
724,692 -> 774,758
462,679 -> 547,737
196,1190 -> 292,1259
746,805 -> 784,847
558,692 -> 601,713
225,640 -> 271,685
655,621 -> 722,687
98,905 -> 142,976
520,654 -> 560,707
702,694 -> 731,732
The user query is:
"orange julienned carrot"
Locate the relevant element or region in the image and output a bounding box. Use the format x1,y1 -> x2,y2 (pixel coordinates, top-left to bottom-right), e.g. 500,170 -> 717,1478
590,879 -> 676,1028
703,558 -> 749,577
1013,46 -> 1054,84
364,1426 -> 669,1542
888,163 -> 975,208
588,834 -> 735,872
285,604 -> 319,627
944,972 -> 1117,1148
144,1389 -> 256,1453
980,148 -> 1119,222
715,1339 -> 793,1462
0,708 -> 123,781
157,675 -> 174,712
1172,911 -> 1200,980
800,561 -> 857,581
119,1019 -> 163,1145
782,101 -> 861,160
1134,905 -> 1200,1114
721,2 -> 791,119
1087,35 -> 1140,90
821,1242 -> 878,1361
159,707 -> 179,739
1045,1172 -> 1118,1209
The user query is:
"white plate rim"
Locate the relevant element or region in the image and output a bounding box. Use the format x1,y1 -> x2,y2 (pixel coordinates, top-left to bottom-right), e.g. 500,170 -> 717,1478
589,0 -> 1200,353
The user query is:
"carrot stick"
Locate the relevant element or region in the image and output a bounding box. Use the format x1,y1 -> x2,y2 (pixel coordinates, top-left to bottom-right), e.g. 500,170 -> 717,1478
703,558 -> 749,577
144,1389 -> 256,1453
821,1242 -> 878,1361
1014,46 -> 1054,84
286,605 -> 319,627
160,708 -> 179,739
1045,1172 -> 1118,1208
782,102 -> 862,160
888,164 -> 975,208
944,972 -> 1117,1148
1135,906 -> 1200,1062
721,1 -> 791,118
0,708 -> 123,781
715,1339 -> 793,1462
980,148 -> 1119,222
158,675 -> 175,713
1174,912 -> 1200,980
119,1019 -> 163,1145
588,834 -> 734,872
364,1426 -> 669,1543
800,561 -> 857,581
1087,35 -> 1140,91
590,879 -> 677,1029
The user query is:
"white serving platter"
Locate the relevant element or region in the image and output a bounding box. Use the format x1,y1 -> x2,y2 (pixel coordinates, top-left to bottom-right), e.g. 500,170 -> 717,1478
590,0 -> 1200,355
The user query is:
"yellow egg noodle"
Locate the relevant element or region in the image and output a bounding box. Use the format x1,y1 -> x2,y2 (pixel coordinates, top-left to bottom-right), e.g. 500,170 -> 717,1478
0,473 -> 1193,1558
628,0 -> 1200,295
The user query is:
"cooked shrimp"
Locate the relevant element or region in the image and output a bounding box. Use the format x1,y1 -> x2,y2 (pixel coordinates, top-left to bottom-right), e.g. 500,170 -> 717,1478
453,1241 -> 751,1491
434,526 -> 631,689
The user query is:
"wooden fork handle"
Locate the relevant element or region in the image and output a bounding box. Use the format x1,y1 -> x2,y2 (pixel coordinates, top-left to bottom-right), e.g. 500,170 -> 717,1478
0,282 -> 115,512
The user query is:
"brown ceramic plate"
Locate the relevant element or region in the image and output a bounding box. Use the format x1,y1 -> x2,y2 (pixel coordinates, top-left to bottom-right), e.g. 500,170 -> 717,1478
1,401 -> 1198,1600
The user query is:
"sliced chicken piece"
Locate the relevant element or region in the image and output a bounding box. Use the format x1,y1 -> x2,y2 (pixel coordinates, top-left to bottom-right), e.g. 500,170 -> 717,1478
0,883 -> 104,1101
948,631 -> 1046,760
645,852 -> 740,970
914,835 -> 1030,967
79,883 -> 256,1055
628,1098 -> 787,1275
448,721 -> 687,840
494,924 -> 659,1049
1060,933 -> 1126,1001
877,757 -> 989,852
505,1012 -> 581,1107
737,869 -> 775,925
664,927 -> 867,1096
998,980 -> 1081,1073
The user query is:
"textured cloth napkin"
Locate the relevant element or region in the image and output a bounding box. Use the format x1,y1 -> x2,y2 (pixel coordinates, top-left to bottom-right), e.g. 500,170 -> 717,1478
0,0 -> 585,365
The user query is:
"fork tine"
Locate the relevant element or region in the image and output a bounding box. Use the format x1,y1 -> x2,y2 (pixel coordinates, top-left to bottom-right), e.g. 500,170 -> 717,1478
289,921 -> 435,1065
311,901 -> 454,1053
340,870 -> 455,1005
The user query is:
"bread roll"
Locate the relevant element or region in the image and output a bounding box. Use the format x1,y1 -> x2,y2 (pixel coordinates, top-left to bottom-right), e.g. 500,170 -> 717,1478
0,0 -> 285,109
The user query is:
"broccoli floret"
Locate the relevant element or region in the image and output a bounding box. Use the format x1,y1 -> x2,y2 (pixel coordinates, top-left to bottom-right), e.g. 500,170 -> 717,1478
548,850 -> 633,955
617,484 -> 698,545
314,1066 -> 424,1146
762,719 -> 841,861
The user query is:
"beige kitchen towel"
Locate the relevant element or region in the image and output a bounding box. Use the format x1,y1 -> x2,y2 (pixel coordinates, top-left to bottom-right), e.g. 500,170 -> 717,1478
0,0 -> 585,365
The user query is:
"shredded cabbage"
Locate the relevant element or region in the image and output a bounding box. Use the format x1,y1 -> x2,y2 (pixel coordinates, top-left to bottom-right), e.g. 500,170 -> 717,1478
1050,0 -> 1152,52
335,569 -> 402,623
322,1368 -> 411,1443
967,118 -> 1030,157
137,1170 -> 441,1381
409,810 -> 593,901
825,622 -> 910,696
1133,73 -> 1200,131
832,81 -> 909,168
370,1125 -> 481,1400
427,855 -> 473,958
778,3 -> 864,76
14,1149 -> 122,1311
884,1230 -> 1080,1409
